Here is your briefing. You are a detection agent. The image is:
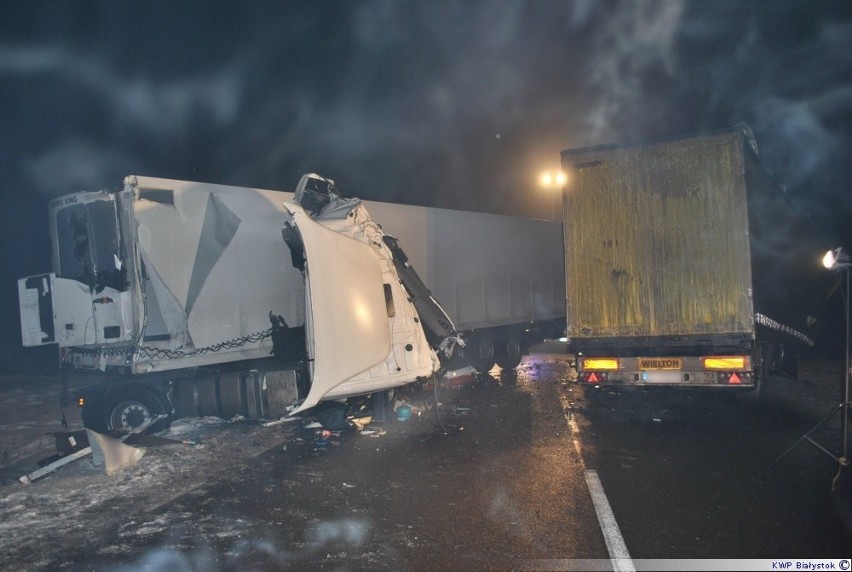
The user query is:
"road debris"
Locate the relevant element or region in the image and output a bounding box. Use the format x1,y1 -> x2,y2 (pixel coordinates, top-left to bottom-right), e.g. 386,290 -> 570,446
18,447 -> 92,485
87,430 -> 147,476
18,414 -> 167,484
395,405 -> 413,421
261,416 -> 302,427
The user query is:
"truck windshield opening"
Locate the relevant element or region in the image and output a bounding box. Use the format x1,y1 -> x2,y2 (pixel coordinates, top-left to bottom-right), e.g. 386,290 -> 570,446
55,200 -> 125,293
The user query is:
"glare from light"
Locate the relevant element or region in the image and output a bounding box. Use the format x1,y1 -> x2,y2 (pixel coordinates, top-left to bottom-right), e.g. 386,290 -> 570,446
354,300 -> 372,328
823,247 -> 851,270
539,170 -> 567,188
823,250 -> 836,269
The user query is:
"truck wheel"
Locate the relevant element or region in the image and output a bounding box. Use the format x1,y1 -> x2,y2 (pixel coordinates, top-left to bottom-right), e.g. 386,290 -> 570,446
467,335 -> 496,373
495,335 -> 524,370
101,388 -> 168,434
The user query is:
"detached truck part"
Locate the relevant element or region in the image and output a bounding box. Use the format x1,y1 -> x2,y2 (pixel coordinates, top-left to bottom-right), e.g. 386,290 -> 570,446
561,124 -> 830,391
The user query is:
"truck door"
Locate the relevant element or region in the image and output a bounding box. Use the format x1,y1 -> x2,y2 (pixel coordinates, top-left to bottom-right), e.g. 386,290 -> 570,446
283,203 -> 393,415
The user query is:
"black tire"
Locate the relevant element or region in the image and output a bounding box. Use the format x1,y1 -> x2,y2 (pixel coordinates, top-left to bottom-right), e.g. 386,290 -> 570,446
467,335 -> 496,373
495,335 -> 524,370
99,388 -> 168,434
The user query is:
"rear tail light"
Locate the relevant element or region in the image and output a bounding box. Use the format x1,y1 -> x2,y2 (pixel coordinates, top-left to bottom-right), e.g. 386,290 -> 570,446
703,356 -> 749,370
580,371 -> 608,383
582,358 -> 619,370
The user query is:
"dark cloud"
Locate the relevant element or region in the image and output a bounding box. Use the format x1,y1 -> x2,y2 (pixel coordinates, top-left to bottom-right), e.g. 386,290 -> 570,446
1,0 -> 851,366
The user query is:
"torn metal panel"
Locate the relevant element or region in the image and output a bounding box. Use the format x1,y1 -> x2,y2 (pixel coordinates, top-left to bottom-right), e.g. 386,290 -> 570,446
185,193 -> 241,317
87,430 -> 146,476
284,202 -> 393,414
138,248 -> 192,350
284,178 -> 443,413
381,235 -> 455,345
125,177 -> 306,371
180,188 -> 305,352
134,185 -> 209,314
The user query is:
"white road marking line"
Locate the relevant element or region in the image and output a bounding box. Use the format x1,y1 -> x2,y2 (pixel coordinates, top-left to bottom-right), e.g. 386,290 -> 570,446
585,469 -> 635,572
558,392 -> 583,457
559,378 -> 634,569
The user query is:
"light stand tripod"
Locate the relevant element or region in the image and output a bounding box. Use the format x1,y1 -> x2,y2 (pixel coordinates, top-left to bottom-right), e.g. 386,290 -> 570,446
759,247 -> 850,483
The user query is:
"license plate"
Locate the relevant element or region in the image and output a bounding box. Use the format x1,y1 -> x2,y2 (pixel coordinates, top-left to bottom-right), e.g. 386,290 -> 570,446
642,371 -> 683,383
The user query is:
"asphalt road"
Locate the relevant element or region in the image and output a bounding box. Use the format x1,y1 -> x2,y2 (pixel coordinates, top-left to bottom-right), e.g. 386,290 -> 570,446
574,382 -> 852,560
2,353 -> 851,570
54,356 -> 609,570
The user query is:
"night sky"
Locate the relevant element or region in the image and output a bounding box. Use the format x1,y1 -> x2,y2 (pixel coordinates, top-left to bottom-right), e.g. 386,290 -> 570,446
2,1 -> 851,370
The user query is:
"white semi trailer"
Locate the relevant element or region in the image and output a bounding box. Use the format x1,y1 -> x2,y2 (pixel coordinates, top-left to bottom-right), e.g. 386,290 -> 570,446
365,201 -> 565,372
18,174 -> 564,432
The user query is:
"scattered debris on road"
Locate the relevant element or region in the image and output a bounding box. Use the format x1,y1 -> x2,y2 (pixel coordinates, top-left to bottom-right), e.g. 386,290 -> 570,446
18,414 -> 166,484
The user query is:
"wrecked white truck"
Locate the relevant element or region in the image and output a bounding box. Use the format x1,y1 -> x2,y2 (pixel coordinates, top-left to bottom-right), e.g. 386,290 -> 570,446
18,174 -> 564,432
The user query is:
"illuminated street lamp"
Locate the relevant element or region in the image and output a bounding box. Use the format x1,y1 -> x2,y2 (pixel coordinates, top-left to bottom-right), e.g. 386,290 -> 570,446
823,247 -> 851,271
539,170 -> 567,221
762,246 -> 851,478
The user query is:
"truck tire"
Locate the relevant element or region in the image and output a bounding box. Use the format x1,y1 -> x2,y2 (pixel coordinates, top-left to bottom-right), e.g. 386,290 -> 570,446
495,335 -> 524,370
467,335 -> 496,373
100,388 -> 169,434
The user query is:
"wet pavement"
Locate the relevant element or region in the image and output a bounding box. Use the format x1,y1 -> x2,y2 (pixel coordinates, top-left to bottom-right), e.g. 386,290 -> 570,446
1,352 -> 850,570
574,381 -> 852,558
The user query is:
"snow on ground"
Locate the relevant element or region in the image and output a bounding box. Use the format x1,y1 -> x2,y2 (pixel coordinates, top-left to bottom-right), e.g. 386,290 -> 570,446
0,374 -> 84,473
0,413 -> 296,569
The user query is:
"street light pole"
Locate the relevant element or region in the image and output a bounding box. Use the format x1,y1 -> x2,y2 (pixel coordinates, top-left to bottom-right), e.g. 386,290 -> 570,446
842,261 -> 850,460
823,247 -> 851,465
539,170 -> 566,222
551,188 -> 556,222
